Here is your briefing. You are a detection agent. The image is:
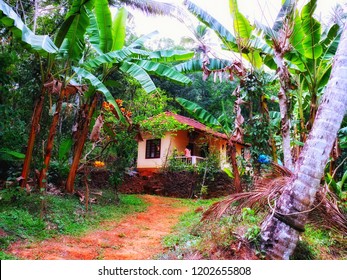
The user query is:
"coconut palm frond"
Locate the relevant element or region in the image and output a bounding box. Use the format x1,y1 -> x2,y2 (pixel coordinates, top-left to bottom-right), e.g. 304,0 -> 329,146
118,0 -> 179,17
262,163 -> 293,178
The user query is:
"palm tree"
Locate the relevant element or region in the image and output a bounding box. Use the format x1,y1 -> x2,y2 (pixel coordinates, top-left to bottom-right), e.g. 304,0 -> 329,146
260,22 -> 347,259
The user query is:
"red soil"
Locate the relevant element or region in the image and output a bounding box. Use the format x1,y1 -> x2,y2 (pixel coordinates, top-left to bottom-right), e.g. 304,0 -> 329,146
7,195 -> 189,260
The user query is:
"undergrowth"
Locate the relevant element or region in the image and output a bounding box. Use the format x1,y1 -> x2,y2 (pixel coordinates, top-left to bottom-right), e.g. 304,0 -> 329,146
159,198 -> 347,260
0,187 -> 147,259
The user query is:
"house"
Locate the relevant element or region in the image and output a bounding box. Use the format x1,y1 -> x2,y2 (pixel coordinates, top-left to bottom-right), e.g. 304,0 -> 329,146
136,112 -> 249,175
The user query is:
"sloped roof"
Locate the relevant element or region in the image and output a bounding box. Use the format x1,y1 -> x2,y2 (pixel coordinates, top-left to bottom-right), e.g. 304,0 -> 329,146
166,111 -> 228,140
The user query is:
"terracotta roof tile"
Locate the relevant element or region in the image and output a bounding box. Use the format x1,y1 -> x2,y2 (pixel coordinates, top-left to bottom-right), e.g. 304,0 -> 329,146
166,112 -> 228,140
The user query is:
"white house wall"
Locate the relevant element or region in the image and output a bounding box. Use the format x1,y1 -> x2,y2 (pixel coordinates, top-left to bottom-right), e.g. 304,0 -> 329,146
137,130 -> 229,171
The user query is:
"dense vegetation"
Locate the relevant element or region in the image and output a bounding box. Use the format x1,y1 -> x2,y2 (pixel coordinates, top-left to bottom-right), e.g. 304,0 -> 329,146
0,0 -> 346,260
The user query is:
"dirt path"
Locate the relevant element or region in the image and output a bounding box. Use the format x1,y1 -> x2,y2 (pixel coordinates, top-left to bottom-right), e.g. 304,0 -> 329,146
7,195 -> 189,260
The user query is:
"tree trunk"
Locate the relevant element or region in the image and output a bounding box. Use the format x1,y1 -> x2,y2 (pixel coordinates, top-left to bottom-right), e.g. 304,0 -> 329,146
307,91 -> 317,132
65,95 -> 98,193
20,88 -> 46,189
272,24 -> 294,170
260,24 -> 347,259
261,95 -> 278,163
228,142 -> 242,193
274,50 -> 294,170
38,89 -> 66,189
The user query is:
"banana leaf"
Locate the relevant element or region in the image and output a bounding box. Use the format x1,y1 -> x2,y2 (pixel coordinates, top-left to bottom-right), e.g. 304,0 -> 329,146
112,7 -> 128,51
229,0 -> 252,40
86,8 -> 102,54
72,66 -> 125,123
95,0 -> 113,53
83,48 -> 133,69
56,0 -> 94,60
148,50 -> 195,62
133,60 -> 191,85
0,0 -> 57,55
176,97 -> 221,128
119,61 -> 157,93
128,31 -> 159,49
175,58 -> 234,73
184,0 -> 238,51
301,0 -> 322,59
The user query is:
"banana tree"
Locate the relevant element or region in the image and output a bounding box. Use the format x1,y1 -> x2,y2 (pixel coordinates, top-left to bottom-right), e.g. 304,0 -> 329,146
0,0 -> 102,190
176,97 -> 245,193
0,0 -> 58,189
64,3 -> 194,193
253,0 -> 297,170
287,0 -> 341,141
182,0 -> 280,164
256,0 -> 342,168
38,0 -> 97,190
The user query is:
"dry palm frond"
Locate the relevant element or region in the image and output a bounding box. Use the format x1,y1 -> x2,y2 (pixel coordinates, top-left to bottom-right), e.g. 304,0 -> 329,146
119,0 -> 181,17
202,165 -> 292,221
202,163 -> 347,235
309,188 -> 347,235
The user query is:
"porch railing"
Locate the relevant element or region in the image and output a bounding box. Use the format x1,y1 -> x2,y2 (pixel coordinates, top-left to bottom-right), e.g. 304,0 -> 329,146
174,156 -> 205,165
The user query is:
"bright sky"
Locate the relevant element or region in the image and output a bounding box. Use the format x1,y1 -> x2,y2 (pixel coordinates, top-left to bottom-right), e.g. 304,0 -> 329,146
129,0 -> 346,44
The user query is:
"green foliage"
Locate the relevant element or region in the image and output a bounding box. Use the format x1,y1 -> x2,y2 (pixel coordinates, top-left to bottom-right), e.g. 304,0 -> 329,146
290,241 -> 317,260
161,198 -> 345,260
166,150 -> 220,176
165,150 -> 222,198
47,160 -> 70,186
0,251 -> 17,260
73,66 -> 126,123
241,208 -> 261,243
325,171 -> 347,208
290,225 -> 342,260
161,198 -> 218,258
105,130 -> 138,187
244,115 -> 272,157
127,88 -> 173,123
140,113 -> 189,139
0,149 -> 25,160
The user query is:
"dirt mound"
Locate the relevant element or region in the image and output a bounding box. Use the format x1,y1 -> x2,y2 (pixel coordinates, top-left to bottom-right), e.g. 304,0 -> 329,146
119,171 -> 235,198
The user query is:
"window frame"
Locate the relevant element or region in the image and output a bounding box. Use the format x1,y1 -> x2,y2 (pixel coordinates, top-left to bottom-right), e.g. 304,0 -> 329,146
145,139 -> 161,159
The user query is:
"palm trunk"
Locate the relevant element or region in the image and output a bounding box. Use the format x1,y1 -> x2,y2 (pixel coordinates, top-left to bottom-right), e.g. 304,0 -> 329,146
260,24 -> 347,259
38,89 -> 66,189
20,88 -> 46,189
65,95 -> 98,193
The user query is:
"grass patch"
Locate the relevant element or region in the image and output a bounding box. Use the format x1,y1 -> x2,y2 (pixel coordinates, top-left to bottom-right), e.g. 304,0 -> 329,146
291,225 -> 346,260
0,251 -> 17,260
0,187 -> 147,255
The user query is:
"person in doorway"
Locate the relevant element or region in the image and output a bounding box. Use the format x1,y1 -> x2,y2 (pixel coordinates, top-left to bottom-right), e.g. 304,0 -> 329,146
184,146 -> 191,158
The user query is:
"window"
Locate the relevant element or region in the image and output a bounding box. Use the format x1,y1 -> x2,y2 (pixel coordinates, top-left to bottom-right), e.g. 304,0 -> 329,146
145,139 -> 161,159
